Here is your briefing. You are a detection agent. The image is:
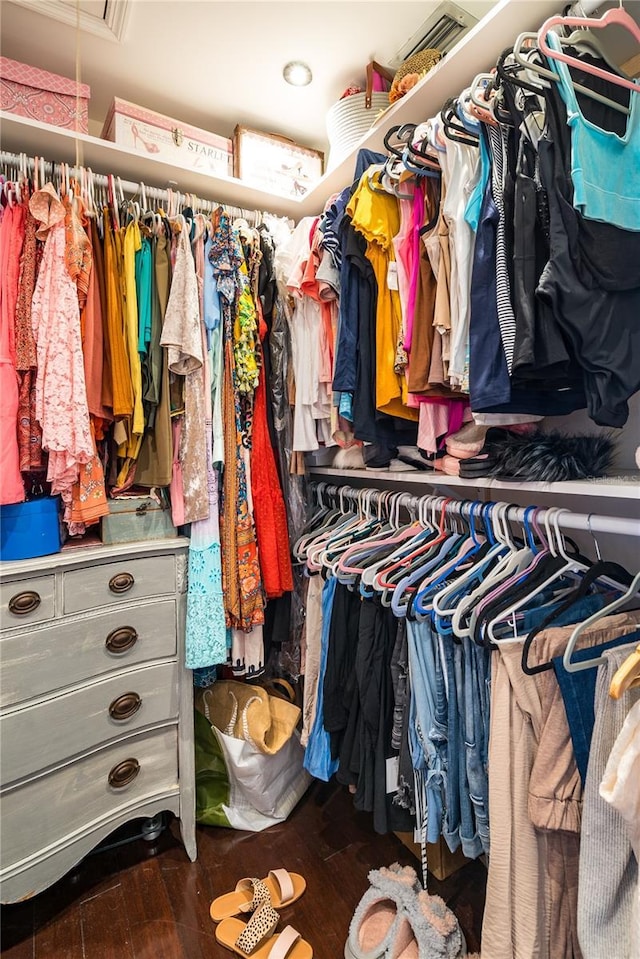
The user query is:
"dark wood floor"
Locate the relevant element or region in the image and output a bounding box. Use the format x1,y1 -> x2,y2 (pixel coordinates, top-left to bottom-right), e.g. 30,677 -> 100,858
1,781 -> 486,958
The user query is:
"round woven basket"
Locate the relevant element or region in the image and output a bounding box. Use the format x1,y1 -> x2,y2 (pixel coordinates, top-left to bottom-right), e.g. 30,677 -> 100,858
325,91 -> 390,170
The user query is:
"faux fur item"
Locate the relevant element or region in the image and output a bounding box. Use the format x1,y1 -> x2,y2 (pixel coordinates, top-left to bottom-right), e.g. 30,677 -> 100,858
486,430 -> 615,482
332,445 -> 366,470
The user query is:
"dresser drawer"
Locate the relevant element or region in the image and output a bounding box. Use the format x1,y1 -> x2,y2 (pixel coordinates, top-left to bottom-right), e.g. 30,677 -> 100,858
63,554 -> 176,614
0,576 -> 55,630
0,726 -> 178,875
1,662 -> 179,785
0,600 -> 177,708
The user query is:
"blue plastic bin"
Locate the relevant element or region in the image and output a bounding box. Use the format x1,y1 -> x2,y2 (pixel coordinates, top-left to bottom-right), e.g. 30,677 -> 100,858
0,496 -> 61,561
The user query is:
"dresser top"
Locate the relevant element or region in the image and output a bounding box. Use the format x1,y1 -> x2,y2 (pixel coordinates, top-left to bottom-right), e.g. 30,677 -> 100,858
0,537 -> 190,579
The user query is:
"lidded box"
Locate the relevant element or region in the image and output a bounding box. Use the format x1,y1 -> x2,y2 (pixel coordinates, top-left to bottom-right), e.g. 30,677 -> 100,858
0,57 -> 90,132
101,494 -> 177,546
101,98 -> 233,177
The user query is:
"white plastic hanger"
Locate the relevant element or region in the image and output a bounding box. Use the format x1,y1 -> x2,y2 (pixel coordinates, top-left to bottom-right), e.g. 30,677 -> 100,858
563,570 -> 640,673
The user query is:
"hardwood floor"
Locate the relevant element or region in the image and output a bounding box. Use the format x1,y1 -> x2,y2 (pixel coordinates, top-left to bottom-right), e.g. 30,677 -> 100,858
1,781 -> 486,958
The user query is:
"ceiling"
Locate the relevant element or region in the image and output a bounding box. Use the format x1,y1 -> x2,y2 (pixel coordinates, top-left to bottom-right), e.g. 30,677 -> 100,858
1,0 -> 495,155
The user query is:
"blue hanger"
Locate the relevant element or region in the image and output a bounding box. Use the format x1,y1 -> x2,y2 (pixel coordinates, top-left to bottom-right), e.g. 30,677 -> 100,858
413,503 -> 486,620
390,536 -> 460,618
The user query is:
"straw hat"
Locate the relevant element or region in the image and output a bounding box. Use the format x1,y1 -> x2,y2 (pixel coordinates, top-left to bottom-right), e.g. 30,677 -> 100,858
390,48 -> 442,102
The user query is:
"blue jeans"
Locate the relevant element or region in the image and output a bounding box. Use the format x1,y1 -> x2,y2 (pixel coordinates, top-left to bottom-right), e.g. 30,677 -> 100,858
407,620 -> 443,845
303,577 -> 339,782
463,636 -> 491,855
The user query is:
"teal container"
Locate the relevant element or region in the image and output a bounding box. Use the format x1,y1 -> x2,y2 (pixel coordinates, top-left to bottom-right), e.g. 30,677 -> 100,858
0,496 -> 61,561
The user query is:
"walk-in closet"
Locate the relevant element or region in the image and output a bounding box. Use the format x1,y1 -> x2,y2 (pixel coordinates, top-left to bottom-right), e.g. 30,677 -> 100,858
1,1 -> 639,957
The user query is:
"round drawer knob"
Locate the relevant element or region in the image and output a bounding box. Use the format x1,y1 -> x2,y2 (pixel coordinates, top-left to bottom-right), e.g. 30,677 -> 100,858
8,590 -> 41,615
108,691 -> 142,722
109,572 -> 135,594
105,626 -> 138,654
108,758 -> 140,789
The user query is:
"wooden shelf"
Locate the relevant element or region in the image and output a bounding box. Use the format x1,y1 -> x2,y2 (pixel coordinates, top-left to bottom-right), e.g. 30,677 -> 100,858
308,467 -> 640,501
0,0 -> 563,220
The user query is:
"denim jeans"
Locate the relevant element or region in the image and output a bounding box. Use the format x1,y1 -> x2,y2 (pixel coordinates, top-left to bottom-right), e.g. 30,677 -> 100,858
406,619 -> 443,845
303,577 -> 339,782
463,636 -> 491,855
553,628 -> 640,784
433,633 -> 484,860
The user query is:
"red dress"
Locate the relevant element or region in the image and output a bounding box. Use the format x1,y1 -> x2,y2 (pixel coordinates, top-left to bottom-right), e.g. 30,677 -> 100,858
250,304 -> 294,599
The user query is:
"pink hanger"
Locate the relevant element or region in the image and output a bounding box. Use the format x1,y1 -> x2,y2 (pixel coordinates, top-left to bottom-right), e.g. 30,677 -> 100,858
538,6 -> 640,94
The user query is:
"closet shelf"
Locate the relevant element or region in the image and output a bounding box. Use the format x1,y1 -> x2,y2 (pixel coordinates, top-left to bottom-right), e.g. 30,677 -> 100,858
0,112 -> 303,218
308,468 -> 640,502
1,0 -> 563,219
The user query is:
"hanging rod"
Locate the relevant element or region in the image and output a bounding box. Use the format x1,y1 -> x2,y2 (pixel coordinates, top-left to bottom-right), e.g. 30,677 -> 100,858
310,483 -> 640,539
0,149 -> 282,224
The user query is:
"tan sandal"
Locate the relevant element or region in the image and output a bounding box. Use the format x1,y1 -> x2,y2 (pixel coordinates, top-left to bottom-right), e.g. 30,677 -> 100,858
210,870 -> 306,922
216,912 -> 313,958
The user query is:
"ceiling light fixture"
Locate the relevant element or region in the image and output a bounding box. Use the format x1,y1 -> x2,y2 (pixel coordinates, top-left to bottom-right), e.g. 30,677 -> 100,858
283,61 -> 313,87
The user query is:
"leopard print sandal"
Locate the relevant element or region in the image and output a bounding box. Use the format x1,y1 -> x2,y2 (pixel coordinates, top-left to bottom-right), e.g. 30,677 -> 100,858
211,870 -> 307,922
215,905 -> 313,958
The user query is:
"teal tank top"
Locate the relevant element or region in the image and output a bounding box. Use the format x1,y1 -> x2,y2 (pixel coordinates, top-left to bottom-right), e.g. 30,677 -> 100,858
546,30 -> 640,232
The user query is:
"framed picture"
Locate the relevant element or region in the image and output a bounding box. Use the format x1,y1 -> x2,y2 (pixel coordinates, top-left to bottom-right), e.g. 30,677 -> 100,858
233,126 -> 324,198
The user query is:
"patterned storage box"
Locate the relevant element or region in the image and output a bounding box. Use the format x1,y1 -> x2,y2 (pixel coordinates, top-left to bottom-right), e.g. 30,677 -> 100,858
0,57 -> 90,132
101,98 -> 233,177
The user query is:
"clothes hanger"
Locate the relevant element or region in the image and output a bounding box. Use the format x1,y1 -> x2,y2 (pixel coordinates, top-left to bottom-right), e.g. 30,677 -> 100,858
512,32 -> 630,114
384,124 -> 416,159
521,559 -> 633,675
441,97 -> 479,146
609,644 -> 640,698
359,499 -> 435,594
386,499 -> 466,615
318,489 -> 383,571
304,488 -> 361,571
433,503 -> 506,619
451,501 -> 523,638
483,507 -> 585,645
372,496 -> 451,593
473,507 -> 562,645
293,484 -> 339,560
335,492 -> 415,577
563,570 -> 640,673
469,74 -> 500,125
538,5 -> 640,94
561,26 -> 629,78
414,501 -> 484,619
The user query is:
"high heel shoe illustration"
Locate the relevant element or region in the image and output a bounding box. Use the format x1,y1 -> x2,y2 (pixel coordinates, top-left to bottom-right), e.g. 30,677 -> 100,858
131,123 -> 160,154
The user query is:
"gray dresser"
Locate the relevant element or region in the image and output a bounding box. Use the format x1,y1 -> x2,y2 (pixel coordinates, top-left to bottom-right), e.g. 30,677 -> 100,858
0,537 -> 196,903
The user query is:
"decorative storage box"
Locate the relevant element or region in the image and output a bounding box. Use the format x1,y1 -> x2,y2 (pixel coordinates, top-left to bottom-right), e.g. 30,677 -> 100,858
0,57 -> 90,132
0,497 -> 61,562
101,98 -> 233,177
101,494 -> 177,546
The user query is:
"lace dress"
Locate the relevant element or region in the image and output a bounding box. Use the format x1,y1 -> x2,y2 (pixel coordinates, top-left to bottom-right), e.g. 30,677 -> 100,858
30,191 -> 94,521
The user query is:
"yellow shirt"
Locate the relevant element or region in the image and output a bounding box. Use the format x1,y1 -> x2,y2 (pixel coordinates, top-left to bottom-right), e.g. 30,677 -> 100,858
348,174 -> 417,421
122,220 -> 144,446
